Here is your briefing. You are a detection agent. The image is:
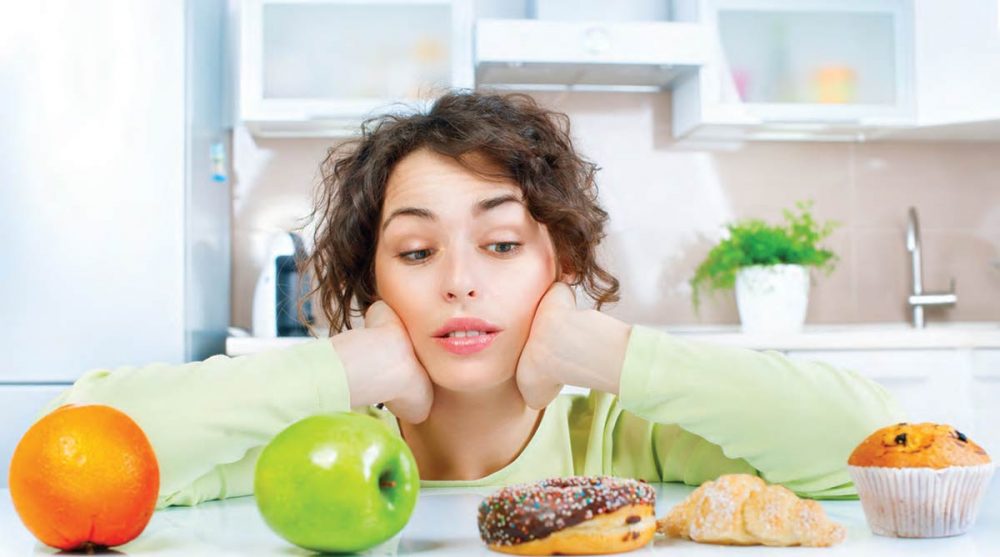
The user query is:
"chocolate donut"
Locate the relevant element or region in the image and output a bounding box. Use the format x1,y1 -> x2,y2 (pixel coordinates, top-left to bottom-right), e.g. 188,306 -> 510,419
478,476 -> 657,555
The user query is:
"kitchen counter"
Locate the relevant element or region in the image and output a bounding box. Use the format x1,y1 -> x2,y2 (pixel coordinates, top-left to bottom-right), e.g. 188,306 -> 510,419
658,322 -> 1000,351
2,480 -> 997,555
226,322 -> 1000,356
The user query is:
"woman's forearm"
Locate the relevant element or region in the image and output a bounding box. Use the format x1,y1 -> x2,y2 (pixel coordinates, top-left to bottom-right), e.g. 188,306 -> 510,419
36,340 -> 349,507
548,309 -> 632,395
617,326 -> 906,497
330,328 -> 403,408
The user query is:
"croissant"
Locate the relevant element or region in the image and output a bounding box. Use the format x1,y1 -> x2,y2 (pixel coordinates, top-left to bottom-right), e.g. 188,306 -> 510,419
657,474 -> 845,547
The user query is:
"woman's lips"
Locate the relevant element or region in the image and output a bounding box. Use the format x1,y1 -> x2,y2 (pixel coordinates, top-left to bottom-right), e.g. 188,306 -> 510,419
433,332 -> 499,355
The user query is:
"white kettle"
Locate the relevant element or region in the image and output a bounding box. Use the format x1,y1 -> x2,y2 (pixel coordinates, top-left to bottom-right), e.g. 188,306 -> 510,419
251,232 -> 314,337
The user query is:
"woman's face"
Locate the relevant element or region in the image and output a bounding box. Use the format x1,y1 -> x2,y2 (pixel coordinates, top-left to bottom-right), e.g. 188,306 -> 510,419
374,148 -> 559,393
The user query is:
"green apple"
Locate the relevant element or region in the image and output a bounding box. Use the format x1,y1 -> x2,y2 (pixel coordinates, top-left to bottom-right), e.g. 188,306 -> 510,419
254,412 -> 419,553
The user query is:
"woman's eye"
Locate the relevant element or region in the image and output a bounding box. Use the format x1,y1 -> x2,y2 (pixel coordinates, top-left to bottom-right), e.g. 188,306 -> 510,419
399,249 -> 433,262
398,243 -> 520,262
486,242 -> 522,255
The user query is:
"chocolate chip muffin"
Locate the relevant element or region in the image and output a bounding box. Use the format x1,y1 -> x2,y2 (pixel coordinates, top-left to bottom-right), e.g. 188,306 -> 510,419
847,422 -> 994,538
848,422 -> 991,468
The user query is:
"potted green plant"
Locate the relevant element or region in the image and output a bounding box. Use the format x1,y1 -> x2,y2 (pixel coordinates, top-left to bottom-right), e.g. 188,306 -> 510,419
690,201 -> 839,333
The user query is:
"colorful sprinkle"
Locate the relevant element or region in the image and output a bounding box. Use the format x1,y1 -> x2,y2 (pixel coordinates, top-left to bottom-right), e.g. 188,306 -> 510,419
476,476 -> 656,546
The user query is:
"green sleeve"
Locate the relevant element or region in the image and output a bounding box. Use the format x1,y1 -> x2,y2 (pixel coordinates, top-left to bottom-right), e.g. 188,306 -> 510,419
36,339 -> 350,509
614,325 -> 906,499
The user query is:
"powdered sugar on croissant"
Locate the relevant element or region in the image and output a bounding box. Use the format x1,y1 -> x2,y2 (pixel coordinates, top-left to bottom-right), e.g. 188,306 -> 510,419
657,474 -> 845,547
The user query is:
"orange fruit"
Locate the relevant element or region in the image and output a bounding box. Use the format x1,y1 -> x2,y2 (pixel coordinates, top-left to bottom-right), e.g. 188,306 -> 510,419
8,403 -> 160,551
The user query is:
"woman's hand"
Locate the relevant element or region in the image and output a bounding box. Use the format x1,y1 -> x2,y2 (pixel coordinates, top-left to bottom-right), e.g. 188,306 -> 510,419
330,301 -> 434,423
515,282 -> 633,409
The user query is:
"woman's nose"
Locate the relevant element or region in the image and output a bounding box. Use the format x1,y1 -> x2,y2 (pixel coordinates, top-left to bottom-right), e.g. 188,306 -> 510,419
442,248 -> 478,301
445,288 -> 476,301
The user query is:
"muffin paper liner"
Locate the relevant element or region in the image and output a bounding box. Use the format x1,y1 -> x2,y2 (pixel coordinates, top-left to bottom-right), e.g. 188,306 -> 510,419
848,463 -> 995,538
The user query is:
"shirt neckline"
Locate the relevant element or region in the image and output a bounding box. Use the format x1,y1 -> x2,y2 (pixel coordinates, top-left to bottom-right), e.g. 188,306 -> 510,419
383,398 -> 558,486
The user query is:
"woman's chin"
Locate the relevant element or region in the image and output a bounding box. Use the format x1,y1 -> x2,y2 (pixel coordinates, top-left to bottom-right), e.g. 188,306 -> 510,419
426,365 -> 514,394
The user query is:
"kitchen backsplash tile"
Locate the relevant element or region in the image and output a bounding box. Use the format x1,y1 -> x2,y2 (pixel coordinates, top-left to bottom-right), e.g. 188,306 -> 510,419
854,228 -> 914,322
854,142 -> 1000,229
231,92 -> 1000,329
919,228 -> 1000,320
804,232 -> 857,322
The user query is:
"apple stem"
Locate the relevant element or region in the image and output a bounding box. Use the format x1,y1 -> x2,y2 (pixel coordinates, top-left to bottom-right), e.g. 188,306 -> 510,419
380,480 -> 396,489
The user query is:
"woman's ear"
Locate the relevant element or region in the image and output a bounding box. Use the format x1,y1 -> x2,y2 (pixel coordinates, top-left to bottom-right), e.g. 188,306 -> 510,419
557,263 -> 577,284
554,258 -> 577,284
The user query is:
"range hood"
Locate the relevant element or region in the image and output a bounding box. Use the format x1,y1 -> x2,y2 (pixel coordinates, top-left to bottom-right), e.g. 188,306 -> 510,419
475,19 -> 710,91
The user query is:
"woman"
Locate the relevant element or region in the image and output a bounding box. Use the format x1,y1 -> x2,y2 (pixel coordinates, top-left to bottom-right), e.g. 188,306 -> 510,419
41,91 -> 904,509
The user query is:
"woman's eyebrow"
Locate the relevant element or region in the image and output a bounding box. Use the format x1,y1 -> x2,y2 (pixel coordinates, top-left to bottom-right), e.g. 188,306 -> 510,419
474,193 -> 523,215
381,194 -> 523,232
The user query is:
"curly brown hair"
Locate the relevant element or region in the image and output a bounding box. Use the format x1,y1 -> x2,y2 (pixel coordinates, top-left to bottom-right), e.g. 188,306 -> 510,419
301,90 -> 619,333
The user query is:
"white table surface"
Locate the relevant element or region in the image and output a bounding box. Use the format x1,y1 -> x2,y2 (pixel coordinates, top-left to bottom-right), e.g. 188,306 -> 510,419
2,480 -> 997,556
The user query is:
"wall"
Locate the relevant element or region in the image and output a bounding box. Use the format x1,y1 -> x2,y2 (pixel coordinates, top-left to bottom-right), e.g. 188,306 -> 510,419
231,92 -> 1000,331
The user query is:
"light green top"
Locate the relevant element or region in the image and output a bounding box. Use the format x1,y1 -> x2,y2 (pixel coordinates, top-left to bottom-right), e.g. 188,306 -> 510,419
39,325 -> 904,509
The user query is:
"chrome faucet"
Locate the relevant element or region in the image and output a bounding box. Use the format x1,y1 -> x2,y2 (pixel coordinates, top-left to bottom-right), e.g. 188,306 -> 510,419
905,207 -> 957,328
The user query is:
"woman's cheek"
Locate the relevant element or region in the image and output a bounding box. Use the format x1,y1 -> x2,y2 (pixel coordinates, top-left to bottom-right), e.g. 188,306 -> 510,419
508,265 -> 553,331
392,271 -> 434,317
377,266 -> 426,327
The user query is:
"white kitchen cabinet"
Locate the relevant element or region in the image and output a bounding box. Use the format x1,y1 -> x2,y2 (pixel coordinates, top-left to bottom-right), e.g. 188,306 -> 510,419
785,349 -> 971,428
0,385 -> 69,488
913,1 -> 1000,125
971,350 -> 1000,458
878,0 -> 1000,141
239,0 -> 474,137
785,348 -> 1000,459
672,0 -> 916,141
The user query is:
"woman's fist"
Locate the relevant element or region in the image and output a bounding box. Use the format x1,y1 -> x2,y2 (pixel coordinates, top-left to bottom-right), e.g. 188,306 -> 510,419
515,282 -> 632,409
515,282 -> 577,409
331,300 -> 434,423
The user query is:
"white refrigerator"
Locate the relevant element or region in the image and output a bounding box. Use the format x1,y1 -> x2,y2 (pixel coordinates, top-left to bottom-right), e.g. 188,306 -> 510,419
0,0 -> 231,484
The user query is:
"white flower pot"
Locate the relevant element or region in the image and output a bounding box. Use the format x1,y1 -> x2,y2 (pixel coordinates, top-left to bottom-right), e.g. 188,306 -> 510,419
735,264 -> 810,334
